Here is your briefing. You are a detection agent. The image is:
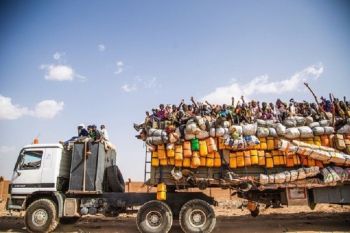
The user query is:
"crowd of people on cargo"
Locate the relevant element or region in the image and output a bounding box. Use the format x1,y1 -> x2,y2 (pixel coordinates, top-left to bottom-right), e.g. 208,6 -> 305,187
134,95 -> 350,139
60,124 -> 113,153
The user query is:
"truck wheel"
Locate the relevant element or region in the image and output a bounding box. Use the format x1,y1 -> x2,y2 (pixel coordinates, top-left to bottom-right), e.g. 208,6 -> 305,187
25,198 -> 59,233
179,199 -> 216,233
136,200 -> 173,233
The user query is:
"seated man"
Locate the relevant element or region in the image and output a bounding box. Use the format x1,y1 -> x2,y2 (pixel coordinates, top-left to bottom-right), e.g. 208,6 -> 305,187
60,124 -> 88,147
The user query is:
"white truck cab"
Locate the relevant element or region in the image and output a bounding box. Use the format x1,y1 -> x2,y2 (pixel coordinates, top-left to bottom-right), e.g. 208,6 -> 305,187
11,144 -> 71,195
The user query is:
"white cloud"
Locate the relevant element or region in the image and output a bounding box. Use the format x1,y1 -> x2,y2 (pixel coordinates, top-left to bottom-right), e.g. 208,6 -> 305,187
40,53 -> 87,82
41,64 -> 87,82
42,64 -> 74,81
0,146 -> 15,153
201,64 -> 324,104
0,94 -> 64,120
115,61 -> 124,75
121,84 -> 137,93
98,44 -> 106,52
0,95 -> 29,120
31,100 -> 64,119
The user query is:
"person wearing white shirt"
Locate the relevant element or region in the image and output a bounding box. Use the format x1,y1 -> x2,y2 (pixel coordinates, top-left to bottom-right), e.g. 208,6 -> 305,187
100,125 -> 109,141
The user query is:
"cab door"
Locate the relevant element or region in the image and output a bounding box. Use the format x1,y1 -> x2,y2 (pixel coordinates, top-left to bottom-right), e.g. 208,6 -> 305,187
11,149 -> 45,194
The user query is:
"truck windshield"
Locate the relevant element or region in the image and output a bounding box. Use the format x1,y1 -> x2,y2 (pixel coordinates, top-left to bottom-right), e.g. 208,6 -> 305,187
18,150 -> 43,170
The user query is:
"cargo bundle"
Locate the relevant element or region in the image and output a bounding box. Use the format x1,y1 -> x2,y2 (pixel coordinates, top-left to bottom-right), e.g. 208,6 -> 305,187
135,95 -> 350,194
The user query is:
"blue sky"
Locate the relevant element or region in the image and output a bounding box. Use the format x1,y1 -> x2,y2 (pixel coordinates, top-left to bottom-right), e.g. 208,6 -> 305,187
0,0 -> 350,180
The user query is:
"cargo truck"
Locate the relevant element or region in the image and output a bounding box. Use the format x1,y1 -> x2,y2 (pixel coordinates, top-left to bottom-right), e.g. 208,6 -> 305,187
6,141 -> 350,233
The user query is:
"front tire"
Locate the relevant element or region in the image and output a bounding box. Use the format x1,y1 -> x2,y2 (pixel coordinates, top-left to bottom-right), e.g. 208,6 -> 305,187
179,199 -> 216,233
25,198 -> 59,233
136,200 -> 173,233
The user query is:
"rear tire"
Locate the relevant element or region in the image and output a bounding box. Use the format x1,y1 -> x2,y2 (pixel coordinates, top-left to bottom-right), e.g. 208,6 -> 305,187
25,198 -> 59,233
179,199 -> 216,233
136,200 -> 173,233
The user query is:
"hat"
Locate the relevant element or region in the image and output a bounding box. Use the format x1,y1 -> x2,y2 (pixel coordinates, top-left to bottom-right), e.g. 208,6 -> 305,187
78,124 -> 85,128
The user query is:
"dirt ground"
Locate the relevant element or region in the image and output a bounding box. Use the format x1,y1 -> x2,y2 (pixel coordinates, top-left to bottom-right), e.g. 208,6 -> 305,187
1,201 -> 350,233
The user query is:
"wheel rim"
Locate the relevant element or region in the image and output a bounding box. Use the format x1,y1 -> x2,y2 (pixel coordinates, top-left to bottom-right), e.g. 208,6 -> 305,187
32,209 -> 48,227
145,210 -> 163,228
188,209 -> 207,228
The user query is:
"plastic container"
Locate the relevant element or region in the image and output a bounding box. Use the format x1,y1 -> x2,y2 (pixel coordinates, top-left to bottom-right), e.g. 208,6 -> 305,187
152,151 -> 158,158
285,154 -> 294,167
207,152 -> 215,158
306,138 -> 314,145
158,144 -> 166,159
206,158 -> 214,167
272,150 -> 280,166
267,137 -> 274,150
229,153 -> 237,168
183,141 -> 192,158
218,138 -> 225,150
167,149 -> 175,158
273,154 -> 280,166
320,135 -> 330,147
199,140 -> 208,156
183,158 -> 191,167
244,151 -> 251,166
200,157 -> 206,166
191,138 -> 200,151
175,159 -> 183,167
293,154 -> 300,165
151,158 -> 159,167
279,151 -> 285,165
175,145 -> 183,160
265,153 -> 273,168
236,151 -> 245,167
274,139 -> 280,149
159,159 -> 167,166
168,158 -> 175,165
307,158 -> 316,166
191,151 -> 201,168
214,157 -> 221,167
299,155 -> 308,166
258,150 -> 265,166
206,137 -> 218,153
260,142 -> 267,150
250,150 -> 258,165
157,183 -> 167,201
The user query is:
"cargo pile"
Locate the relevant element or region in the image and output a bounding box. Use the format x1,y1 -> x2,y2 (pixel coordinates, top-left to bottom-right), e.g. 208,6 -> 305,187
135,95 -> 350,188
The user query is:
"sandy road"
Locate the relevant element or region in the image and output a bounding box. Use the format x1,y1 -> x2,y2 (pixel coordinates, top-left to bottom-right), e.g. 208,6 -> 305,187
0,211 -> 349,233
